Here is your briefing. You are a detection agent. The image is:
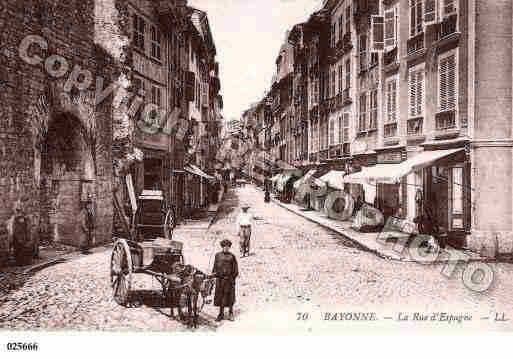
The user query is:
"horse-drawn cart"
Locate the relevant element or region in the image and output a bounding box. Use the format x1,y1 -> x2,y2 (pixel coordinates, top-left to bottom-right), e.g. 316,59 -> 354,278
111,189 -> 214,326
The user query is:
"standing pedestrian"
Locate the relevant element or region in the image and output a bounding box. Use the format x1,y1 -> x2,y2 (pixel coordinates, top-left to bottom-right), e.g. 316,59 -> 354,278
264,176 -> 271,203
212,239 -> 239,321
79,198 -> 95,254
236,204 -> 254,257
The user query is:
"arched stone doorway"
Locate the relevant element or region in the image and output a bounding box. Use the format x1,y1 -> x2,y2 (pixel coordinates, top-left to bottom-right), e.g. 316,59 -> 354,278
40,112 -> 95,246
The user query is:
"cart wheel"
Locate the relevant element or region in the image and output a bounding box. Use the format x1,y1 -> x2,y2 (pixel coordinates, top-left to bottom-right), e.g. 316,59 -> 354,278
164,208 -> 176,240
110,239 -> 133,306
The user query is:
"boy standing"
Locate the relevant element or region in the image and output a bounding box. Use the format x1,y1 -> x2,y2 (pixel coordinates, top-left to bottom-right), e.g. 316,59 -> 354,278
212,239 -> 238,321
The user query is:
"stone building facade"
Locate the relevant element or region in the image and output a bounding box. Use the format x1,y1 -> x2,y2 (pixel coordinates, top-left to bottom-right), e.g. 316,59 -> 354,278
0,0 -> 119,249
241,0 -> 513,257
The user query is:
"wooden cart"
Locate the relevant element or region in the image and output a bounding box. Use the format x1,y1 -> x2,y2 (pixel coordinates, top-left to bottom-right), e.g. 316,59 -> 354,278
110,190 -> 213,312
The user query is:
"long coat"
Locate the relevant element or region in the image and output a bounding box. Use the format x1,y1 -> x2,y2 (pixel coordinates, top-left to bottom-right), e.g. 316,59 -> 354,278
212,251 -> 238,307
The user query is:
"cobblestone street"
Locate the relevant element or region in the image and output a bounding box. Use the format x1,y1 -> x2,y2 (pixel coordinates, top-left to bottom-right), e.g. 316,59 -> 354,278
1,185 -> 513,332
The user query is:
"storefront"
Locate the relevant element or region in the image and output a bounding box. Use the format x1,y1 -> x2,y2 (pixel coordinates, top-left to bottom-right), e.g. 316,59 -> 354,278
343,147 -> 469,246
184,164 -> 215,214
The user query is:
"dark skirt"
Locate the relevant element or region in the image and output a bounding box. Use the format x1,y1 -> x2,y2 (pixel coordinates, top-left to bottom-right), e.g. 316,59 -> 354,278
214,277 -> 236,307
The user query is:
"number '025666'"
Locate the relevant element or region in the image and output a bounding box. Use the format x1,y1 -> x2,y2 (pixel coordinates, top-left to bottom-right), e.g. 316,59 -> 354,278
6,342 -> 39,351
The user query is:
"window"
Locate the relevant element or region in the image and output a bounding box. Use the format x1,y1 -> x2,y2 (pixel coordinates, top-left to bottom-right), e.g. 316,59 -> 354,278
329,117 -> 336,145
359,34 -> 367,72
150,25 -> 162,60
133,14 -> 145,51
345,6 -> 351,34
441,0 -> 457,17
369,89 -> 378,130
324,71 -> 330,100
370,52 -> 379,67
410,0 -> 423,37
338,116 -> 343,145
371,15 -> 385,51
384,7 -> 398,50
359,92 -> 367,132
338,15 -> 344,41
343,113 -> 349,144
384,123 -> 397,138
386,77 -> 398,123
338,64 -> 343,94
150,85 -> 162,108
345,59 -> 351,90
409,64 -> 424,118
332,23 -> 336,48
331,69 -> 336,98
438,51 -> 457,112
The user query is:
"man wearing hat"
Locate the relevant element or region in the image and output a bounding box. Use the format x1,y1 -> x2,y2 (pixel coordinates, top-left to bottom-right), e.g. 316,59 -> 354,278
212,239 -> 239,321
236,204 -> 254,257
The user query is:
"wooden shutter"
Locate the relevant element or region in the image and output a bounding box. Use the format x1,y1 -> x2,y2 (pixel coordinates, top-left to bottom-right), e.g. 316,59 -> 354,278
416,70 -> 423,116
384,9 -> 396,50
338,116 -> 343,144
439,53 -> 456,111
371,15 -> 385,51
387,79 -> 397,123
409,70 -> 417,117
416,0 -> 423,34
424,0 -> 437,25
185,71 -> 195,102
343,113 -> 349,143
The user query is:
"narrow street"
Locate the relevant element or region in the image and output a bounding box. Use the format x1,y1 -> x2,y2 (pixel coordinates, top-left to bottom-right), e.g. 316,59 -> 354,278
1,185 -> 513,332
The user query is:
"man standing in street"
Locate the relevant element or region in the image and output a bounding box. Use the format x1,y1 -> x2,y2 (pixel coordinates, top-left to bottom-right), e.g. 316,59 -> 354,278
79,198 -> 95,254
236,204 -> 254,257
212,239 -> 239,321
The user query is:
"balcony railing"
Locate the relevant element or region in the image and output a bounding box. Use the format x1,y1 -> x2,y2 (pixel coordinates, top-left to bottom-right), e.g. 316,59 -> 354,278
343,88 -> 352,105
384,123 -> 398,138
336,93 -> 343,109
435,110 -> 456,130
384,47 -> 398,67
319,149 -> 329,161
436,14 -> 458,41
406,32 -> 425,55
407,117 -> 423,136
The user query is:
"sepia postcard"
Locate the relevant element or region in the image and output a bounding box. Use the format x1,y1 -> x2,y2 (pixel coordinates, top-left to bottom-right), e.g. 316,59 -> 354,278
1,0 -> 513,351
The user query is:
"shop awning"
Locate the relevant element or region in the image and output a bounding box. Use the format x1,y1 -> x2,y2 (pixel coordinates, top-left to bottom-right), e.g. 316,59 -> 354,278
277,173 -> 294,192
344,148 -> 464,185
184,164 -> 215,180
318,170 -> 346,190
293,169 -> 317,190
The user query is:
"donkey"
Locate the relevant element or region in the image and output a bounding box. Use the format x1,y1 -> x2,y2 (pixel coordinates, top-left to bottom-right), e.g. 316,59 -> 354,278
169,264 -> 215,328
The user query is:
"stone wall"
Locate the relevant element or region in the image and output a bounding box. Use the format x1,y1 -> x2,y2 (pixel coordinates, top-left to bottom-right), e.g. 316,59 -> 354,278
0,0 -> 118,250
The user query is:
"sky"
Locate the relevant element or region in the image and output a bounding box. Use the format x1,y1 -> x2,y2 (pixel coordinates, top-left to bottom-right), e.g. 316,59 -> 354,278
188,0 -> 323,121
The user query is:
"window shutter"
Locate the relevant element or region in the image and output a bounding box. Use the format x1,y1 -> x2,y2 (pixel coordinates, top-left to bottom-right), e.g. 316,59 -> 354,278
416,0 -> 423,33
416,70 -> 423,116
338,116 -> 343,144
343,113 -> 349,143
439,53 -> 456,111
371,15 -> 385,52
424,0 -> 437,26
185,71 -> 195,102
384,9 -> 396,50
409,71 -> 417,117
